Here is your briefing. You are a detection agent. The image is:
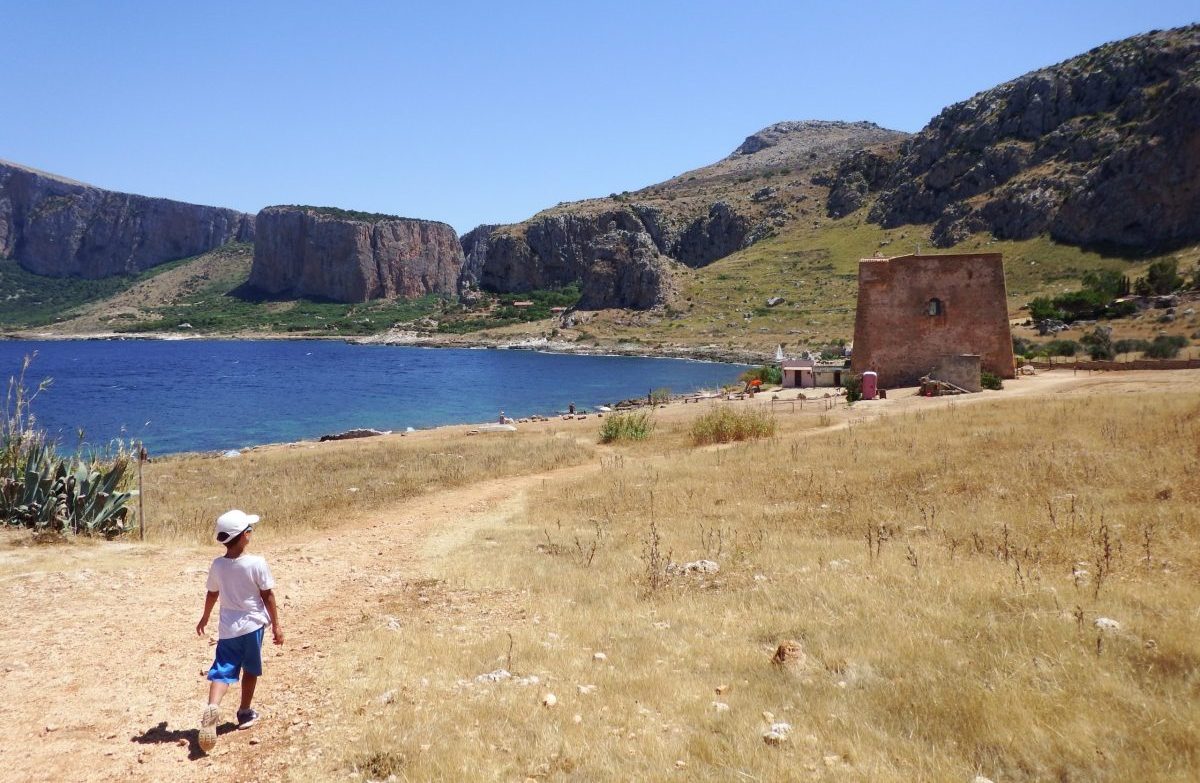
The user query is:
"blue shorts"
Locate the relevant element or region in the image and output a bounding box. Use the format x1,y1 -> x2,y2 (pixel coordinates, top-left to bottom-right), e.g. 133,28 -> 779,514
207,627 -> 265,683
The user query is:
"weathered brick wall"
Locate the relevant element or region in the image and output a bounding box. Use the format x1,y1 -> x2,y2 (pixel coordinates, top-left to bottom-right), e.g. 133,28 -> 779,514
851,253 -> 1016,387
932,354 -> 983,392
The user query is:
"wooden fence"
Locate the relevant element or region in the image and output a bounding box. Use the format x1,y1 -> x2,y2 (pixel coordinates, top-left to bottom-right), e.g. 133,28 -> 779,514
1028,359 -> 1200,372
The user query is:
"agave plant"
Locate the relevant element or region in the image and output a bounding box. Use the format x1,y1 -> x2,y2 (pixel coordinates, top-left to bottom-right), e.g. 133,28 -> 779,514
1,355 -> 137,538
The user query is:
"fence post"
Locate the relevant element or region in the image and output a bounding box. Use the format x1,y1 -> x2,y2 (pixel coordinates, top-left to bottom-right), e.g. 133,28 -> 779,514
138,445 -> 148,542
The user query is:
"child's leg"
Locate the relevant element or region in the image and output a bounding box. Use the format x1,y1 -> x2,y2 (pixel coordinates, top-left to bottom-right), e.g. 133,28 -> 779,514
207,680 -> 230,706
239,674 -> 258,711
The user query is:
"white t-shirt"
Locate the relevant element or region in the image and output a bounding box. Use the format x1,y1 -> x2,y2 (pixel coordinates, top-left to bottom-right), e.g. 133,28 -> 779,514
206,554 -> 276,639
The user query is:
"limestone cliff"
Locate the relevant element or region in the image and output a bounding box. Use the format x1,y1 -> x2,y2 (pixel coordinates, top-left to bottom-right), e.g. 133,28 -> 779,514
850,24 -> 1200,250
249,206 -> 464,303
0,159 -> 254,278
463,120 -> 907,308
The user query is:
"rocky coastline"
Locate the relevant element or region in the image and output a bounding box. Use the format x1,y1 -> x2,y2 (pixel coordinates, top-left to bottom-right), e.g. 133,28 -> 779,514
0,328 -> 767,364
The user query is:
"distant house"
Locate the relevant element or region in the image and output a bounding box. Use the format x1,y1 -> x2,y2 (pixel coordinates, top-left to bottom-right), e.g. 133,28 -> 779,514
549,306 -> 567,313
782,360 -> 814,388
782,359 -> 849,388
512,301 -> 534,308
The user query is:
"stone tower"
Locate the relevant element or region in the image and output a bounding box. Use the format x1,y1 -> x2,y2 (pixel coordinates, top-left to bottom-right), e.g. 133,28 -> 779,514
850,253 -> 1016,387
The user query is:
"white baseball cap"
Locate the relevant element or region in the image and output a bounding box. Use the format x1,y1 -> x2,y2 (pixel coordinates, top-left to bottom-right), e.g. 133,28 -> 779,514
215,509 -> 260,543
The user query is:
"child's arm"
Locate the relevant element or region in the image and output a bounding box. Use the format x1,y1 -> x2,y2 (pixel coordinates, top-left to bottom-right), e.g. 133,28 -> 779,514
196,591 -> 218,636
261,588 -> 284,645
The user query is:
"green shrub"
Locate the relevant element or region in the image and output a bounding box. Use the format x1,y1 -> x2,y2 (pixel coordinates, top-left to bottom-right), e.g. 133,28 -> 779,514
690,407 -> 776,446
1135,259 -> 1182,296
980,371 -> 1003,391
599,411 -> 655,443
649,388 -> 672,405
1012,336 -> 1038,356
1081,327 -> 1115,360
1026,270 -> 1134,324
1043,339 -> 1080,357
1113,338 -> 1151,355
1144,335 -> 1187,359
844,373 -> 863,404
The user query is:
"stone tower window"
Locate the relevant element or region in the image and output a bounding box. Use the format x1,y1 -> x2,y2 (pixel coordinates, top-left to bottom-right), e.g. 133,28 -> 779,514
927,298 -> 944,316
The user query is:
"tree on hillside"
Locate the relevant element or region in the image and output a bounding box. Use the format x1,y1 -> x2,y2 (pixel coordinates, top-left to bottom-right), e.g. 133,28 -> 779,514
1134,259 -> 1182,296
1081,269 -> 1130,299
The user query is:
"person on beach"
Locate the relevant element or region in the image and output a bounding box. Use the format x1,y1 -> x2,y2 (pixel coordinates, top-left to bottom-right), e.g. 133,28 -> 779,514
195,509 -> 284,752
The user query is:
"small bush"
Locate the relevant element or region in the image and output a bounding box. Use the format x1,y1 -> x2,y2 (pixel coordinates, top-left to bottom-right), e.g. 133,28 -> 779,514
599,411 -> 655,443
980,371 -> 1003,390
1114,338 -> 1151,355
649,387 -> 672,405
844,373 -> 863,403
1144,335 -> 1188,359
1081,327 -> 1115,360
690,407 -> 776,446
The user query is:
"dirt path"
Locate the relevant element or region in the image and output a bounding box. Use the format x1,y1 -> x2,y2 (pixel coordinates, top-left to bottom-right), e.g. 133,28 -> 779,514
0,369 -> 1193,782
0,462 -> 598,783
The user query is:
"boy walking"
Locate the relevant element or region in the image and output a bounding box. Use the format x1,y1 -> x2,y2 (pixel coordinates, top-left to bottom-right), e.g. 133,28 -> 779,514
195,509 -> 284,752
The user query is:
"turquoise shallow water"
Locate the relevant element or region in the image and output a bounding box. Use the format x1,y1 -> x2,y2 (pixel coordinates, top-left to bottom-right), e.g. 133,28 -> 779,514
0,340 -> 746,455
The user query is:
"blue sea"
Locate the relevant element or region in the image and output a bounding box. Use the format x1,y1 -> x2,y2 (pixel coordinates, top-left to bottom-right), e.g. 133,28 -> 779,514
0,340 -> 745,455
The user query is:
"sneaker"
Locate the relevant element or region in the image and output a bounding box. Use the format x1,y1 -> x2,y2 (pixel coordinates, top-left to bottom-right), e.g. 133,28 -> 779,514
236,708 -> 259,730
198,705 -> 220,752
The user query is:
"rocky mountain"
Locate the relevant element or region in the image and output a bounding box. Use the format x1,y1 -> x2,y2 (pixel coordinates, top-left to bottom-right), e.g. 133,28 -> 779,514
0,159 -> 254,278
461,120 -> 908,308
837,24 -> 1200,250
248,206 -> 464,303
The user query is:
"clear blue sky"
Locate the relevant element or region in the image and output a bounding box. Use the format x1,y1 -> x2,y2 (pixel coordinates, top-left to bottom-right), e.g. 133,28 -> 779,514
1,1 -> 1195,234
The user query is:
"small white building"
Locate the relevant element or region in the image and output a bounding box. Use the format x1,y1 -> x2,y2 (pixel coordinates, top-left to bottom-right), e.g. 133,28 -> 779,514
782,360 -> 815,388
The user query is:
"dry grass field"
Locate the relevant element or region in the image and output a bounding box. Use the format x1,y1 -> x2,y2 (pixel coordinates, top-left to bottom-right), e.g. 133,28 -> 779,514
312,377 -> 1199,782
142,430 -> 594,543
1,370 -> 1197,783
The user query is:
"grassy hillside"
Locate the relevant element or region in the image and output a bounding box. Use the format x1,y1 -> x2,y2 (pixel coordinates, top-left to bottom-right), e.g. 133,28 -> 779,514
482,216 -> 1200,354
8,224 -> 1199,355
0,253 -> 203,328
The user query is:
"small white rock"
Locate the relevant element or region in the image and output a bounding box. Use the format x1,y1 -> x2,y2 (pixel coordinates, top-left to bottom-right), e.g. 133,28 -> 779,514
542,692 -> 558,707
762,722 -> 792,745
474,669 -> 512,683
973,777 -> 996,783
682,559 -> 720,574
577,684 -> 597,695
711,701 -> 730,713
593,652 -> 607,662
572,714 -> 582,724
1094,617 -> 1121,632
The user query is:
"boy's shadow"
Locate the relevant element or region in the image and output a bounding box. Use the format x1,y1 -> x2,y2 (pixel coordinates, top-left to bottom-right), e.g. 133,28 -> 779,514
132,720 -> 238,760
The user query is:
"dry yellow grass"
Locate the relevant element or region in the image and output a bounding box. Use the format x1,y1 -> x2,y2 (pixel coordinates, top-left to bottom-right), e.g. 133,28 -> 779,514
312,390 -> 1200,782
141,431 -> 593,543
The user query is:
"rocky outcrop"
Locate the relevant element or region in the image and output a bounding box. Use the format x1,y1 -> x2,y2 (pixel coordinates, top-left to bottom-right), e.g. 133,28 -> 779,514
458,223 -> 499,293
866,24 -> 1200,250
578,228 -> 678,310
465,201 -> 755,308
248,206 -> 463,303
0,159 -> 254,278
824,148 -> 902,218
